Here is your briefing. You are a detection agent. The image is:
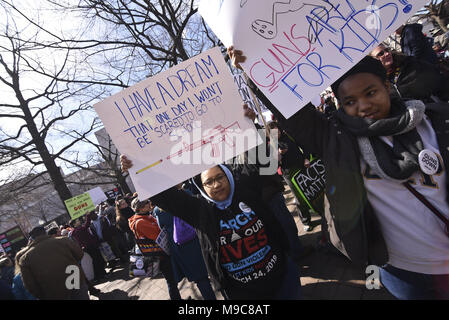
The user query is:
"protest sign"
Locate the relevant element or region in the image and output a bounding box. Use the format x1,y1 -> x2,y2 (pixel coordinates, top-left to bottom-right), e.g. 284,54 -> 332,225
44,221 -> 59,233
1,226 -> 28,256
64,193 -> 96,220
199,0 -> 428,118
105,186 -> 123,200
227,60 -> 274,123
94,47 -> 261,200
290,158 -> 326,214
86,186 -> 108,206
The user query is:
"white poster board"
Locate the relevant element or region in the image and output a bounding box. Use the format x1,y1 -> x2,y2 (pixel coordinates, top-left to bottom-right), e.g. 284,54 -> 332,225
86,187 -> 108,206
94,47 -> 261,200
199,0 -> 428,118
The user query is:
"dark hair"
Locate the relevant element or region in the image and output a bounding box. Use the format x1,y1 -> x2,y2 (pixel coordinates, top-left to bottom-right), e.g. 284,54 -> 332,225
331,56 -> 387,99
267,121 -> 279,130
29,226 -> 46,240
47,227 -> 59,236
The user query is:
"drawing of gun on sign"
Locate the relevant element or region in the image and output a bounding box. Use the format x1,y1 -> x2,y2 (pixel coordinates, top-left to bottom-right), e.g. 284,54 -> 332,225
252,0 -> 310,40
167,121 -> 241,161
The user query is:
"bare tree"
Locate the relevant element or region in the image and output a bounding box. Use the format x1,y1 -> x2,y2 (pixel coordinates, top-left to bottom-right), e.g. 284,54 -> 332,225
60,128 -> 133,195
0,3 -> 101,205
0,0 -> 220,209
415,0 -> 449,32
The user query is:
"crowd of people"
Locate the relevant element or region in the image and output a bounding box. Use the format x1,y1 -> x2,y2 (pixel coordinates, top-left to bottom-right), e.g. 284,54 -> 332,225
1,21 -> 449,300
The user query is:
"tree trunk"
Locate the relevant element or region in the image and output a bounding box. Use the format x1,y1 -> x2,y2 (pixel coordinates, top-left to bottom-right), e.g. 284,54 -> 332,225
431,14 -> 448,32
15,85 -> 73,218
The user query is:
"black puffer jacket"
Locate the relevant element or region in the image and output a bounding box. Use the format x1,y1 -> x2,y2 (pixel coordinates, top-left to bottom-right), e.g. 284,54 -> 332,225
389,53 -> 443,102
400,23 -> 439,65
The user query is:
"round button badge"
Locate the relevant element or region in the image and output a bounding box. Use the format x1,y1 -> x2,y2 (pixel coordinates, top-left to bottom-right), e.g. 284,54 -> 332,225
418,149 -> 439,175
135,258 -> 144,270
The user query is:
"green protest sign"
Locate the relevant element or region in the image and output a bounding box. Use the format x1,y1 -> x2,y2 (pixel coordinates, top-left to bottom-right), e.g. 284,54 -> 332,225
64,193 -> 95,220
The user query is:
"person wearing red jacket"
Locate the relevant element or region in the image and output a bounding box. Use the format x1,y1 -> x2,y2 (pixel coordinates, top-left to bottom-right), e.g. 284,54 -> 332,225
129,198 -> 181,300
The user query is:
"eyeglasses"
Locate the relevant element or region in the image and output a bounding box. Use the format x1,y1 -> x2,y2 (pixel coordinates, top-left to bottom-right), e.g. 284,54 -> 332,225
202,174 -> 227,189
375,47 -> 390,58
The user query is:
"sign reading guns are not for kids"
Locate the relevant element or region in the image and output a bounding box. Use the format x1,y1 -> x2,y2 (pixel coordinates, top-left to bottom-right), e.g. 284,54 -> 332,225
199,0 -> 428,119
94,47 -> 261,200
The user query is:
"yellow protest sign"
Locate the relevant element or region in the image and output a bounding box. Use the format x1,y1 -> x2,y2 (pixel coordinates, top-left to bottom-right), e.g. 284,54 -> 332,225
64,193 -> 95,220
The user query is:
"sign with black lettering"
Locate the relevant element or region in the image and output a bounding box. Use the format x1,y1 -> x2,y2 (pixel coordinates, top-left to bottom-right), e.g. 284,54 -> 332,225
290,158 -> 326,213
105,186 -> 123,200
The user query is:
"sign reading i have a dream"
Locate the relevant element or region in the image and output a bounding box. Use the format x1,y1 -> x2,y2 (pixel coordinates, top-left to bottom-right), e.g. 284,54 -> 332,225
94,47 -> 261,200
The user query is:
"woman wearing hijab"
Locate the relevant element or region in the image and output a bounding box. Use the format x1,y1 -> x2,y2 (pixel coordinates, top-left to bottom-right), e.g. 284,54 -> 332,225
120,160 -> 301,300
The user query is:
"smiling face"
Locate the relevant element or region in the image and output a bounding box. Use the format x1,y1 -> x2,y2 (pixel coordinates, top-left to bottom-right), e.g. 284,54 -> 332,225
370,44 -> 394,71
200,166 -> 231,202
338,72 -> 391,120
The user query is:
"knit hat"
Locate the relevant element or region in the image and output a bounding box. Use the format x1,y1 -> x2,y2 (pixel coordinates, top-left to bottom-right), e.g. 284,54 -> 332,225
331,56 -> 387,98
131,198 -> 150,212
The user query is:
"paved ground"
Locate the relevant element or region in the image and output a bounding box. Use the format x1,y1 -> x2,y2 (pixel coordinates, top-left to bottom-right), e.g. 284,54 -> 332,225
91,185 -> 395,300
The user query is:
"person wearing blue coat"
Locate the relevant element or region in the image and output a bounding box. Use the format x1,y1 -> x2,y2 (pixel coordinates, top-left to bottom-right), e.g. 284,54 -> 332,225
11,273 -> 36,300
153,206 -> 216,300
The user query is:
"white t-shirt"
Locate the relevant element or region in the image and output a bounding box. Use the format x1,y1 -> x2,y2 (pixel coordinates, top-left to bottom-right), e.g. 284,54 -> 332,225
361,116 -> 449,274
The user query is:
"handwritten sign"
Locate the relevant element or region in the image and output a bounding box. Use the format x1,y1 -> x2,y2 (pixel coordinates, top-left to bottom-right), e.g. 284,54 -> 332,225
105,186 -> 123,200
0,226 -> 27,255
292,158 -> 326,202
200,0 -> 428,118
94,47 -> 261,200
227,60 -> 268,113
86,186 -> 108,206
64,193 -> 96,220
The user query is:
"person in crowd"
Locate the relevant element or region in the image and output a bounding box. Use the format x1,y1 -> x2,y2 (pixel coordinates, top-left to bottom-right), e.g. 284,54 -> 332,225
11,255 -> 35,300
89,210 -> 128,266
267,120 -> 314,232
115,195 -> 136,250
227,109 -> 312,264
128,198 -> 182,300
432,28 -> 449,53
396,23 -> 439,65
369,43 -> 446,102
229,46 -> 449,299
16,226 -> 89,300
47,227 -> 61,238
0,278 -> 13,300
121,158 -> 301,300
0,256 -> 14,288
70,214 -> 107,282
433,41 -> 449,59
153,204 -> 217,300
323,97 -> 337,118
61,228 -> 70,237
101,199 -> 117,223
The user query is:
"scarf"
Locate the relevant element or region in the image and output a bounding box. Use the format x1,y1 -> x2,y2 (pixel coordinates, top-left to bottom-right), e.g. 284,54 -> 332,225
336,99 -> 426,181
192,164 -> 235,209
